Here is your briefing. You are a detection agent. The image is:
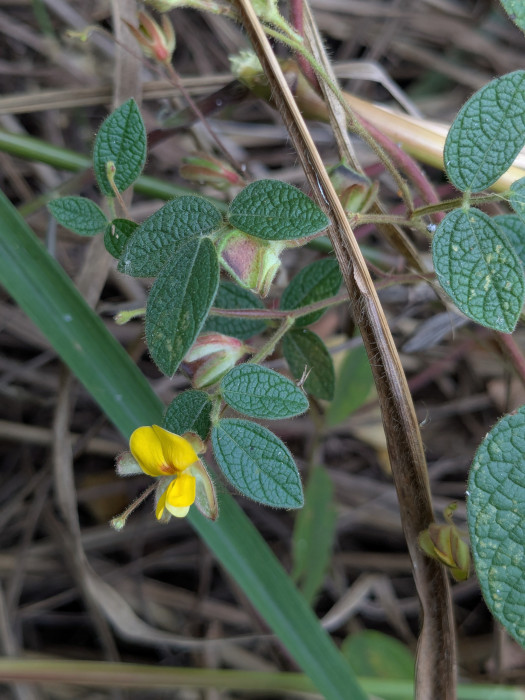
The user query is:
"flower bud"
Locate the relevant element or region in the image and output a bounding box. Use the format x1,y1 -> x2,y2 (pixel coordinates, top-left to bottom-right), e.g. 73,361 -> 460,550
180,153 -> 244,190
125,11 -> 175,65
217,228 -> 284,297
419,503 -> 470,582
184,332 -> 250,388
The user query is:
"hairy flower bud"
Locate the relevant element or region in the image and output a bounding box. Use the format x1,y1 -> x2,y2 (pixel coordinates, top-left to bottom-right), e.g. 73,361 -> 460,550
125,11 -> 175,65
180,153 -> 244,190
184,332 -> 250,388
217,228 -> 284,297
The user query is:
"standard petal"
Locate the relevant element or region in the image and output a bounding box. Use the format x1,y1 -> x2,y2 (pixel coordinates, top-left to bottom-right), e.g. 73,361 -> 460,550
152,425 -> 198,472
130,426 -> 167,476
165,473 -> 196,514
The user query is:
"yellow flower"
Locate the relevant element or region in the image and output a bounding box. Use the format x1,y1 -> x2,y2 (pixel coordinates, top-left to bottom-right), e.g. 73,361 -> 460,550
130,425 -> 199,519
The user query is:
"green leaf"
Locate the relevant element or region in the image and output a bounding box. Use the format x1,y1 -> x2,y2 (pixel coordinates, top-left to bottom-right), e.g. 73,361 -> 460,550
282,329 -> 335,400
204,281 -> 267,340
432,208 -> 525,333
500,0 -> 525,34
164,390 -> 212,440
467,404 -> 525,649
509,177 -> 525,225
494,214 -> 525,267
292,465 -> 337,604
342,631 -> 415,684
0,188 -> 370,700
228,179 -> 329,241
280,258 -> 342,327
118,196 -> 222,277
212,418 -> 303,508
145,237 -> 219,376
221,364 -> 309,419
444,70 -> 525,192
93,98 -> 147,197
326,344 -> 374,427
104,218 -> 138,259
48,196 -> 108,236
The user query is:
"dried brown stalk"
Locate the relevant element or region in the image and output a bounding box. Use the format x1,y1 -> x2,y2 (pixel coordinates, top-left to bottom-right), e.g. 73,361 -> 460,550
232,1 -> 456,697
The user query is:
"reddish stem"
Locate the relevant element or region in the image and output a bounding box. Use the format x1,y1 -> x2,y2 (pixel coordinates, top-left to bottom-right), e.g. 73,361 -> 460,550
289,0 -> 318,88
496,332 -> 525,389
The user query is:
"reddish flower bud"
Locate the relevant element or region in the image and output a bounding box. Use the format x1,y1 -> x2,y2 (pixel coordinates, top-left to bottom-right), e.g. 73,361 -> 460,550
125,11 -> 175,65
184,332 -> 251,388
217,228 -> 284,297
180,153 -> 244,190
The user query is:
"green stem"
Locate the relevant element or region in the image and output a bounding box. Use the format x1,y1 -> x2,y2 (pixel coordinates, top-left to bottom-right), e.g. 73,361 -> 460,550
411,193 -> 503,220
353,213 -> 410,226
210,291 -> 349,320
249,315 -> 295,364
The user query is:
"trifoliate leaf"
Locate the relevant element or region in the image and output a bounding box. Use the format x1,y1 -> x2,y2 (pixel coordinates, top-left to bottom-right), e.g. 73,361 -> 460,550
48,196 -> 108,236
212,418 -> 303,508
280,258 -> 342,327
282,329 -> 335,400
432,208 -> 525,332
228,179 -> 329,240
221,364 -> 308,419
145,237 -> 219,376
444,70 -> 525,192
118,196 -> 222,277
93,98 -> 146,196
467,404 -> 525,649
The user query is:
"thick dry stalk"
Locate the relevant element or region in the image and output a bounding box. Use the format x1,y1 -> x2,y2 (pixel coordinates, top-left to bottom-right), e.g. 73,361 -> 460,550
233,2 -> 456,697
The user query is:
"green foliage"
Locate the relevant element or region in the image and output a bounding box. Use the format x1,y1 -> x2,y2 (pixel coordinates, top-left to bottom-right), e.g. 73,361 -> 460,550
444,70 -> 525,192
118,196 -> 223,277
341,631 -> 415,688
104,218 -> 137,259
493,214 -> 525,266
282,329 -> 335,400
93,98 -> 147,197
221,364 -> 309,419
326,344 -> 374,427
48,196 -> 108,236
228,179 -> 329,240
292,465 -> 337,604
432,208 -> 525,333
499,0 -> 525,34
467,404 -> 525,649
164,390 -> 212,440
280,258 -> 342,326
212,418 -> 304,508
203,281 -> 267,339
145,237 -> 219,376
509,176 -> 525,225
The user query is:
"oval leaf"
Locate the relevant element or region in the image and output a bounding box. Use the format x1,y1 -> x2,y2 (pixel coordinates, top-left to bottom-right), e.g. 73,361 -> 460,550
280,258 -> 342,327
118,196 -> 222,277
204,281 -> 267,339
48,196 -> 108,236
500,0 -> 525,34
104,218 -> 138,259
494,214 -> 525,266
282,329 -> 335,400
145,237 -> 219,376
228,179 -> 329,241
444,70 -> 525,192
93,98 -> 147,196
467,404 -> 525,648
212,418 -> 303,508
164,389 -> 212,440
432,208 -> 525,333
221,364 -> 309,419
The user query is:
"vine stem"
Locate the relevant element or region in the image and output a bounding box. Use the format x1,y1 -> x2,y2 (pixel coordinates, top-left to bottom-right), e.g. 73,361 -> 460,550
248,316 -> 295,364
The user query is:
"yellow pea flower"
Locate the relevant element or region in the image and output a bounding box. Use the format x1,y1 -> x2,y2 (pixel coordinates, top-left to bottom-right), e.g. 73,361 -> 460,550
110,425 -> 218,528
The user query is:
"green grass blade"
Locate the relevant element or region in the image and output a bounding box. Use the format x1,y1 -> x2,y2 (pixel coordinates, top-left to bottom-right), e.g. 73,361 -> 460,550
0,189 -> 367,700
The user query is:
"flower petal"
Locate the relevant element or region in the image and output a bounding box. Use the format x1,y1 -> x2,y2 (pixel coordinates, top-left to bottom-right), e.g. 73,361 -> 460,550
152,425 -> 198,472
130,426 -> 167,476
165,473 -> 196,516
155,489 -> 167,520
